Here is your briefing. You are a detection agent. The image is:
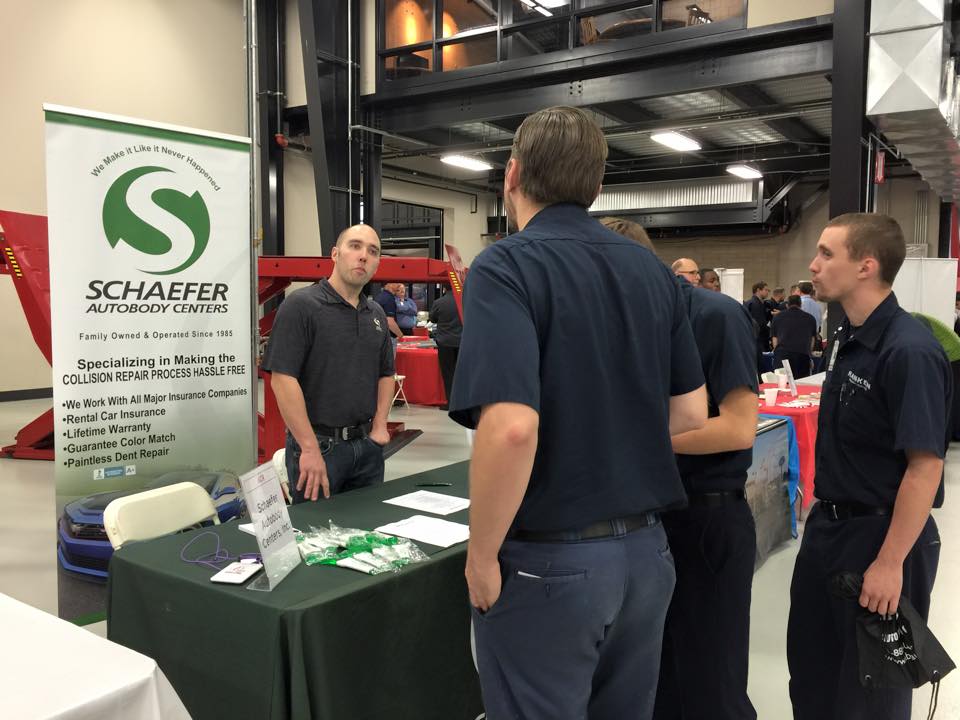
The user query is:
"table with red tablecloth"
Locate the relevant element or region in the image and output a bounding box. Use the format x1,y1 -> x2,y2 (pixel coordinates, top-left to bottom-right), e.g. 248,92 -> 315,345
759,384 -> 821,508
395,346 -> 447,406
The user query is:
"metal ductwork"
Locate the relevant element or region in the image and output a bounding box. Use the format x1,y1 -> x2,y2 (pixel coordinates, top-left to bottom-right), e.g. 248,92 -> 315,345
588,177 -> 772,229
866,0 -> 960,201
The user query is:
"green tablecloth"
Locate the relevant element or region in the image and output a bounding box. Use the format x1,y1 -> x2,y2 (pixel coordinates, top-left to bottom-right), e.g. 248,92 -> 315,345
107,462 -> 482,720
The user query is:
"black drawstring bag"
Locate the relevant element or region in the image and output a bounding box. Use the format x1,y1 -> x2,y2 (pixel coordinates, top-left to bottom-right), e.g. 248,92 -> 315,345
831,572 -> 955,719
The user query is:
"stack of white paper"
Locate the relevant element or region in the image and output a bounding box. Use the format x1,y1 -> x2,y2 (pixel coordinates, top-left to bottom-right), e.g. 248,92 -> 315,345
383,490 -> 470,516
376,515 -> 470,548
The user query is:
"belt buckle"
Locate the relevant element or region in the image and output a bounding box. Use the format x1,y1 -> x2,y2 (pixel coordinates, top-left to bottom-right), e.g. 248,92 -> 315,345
340,427 -> 349,441
825,502 -> 840,521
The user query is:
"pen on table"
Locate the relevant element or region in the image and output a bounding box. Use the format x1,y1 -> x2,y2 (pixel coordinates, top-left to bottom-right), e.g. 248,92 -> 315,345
416,482 -> 453,487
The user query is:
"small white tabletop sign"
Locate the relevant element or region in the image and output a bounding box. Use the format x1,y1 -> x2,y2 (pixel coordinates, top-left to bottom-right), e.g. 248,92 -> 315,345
238,461 -> 300,591
781,359 -> 799,398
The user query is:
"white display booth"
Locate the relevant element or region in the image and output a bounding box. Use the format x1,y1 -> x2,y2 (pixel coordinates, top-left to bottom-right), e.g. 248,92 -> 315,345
892,257 -> 958,328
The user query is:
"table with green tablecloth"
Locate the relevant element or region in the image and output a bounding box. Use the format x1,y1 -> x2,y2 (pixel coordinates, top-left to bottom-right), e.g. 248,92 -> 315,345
107,462 -> 481,720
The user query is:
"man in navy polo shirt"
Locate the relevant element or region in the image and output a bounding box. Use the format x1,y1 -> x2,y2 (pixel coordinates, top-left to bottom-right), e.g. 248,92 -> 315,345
772,294 -> 818,379
449,106 -> 707,720
653,251 -> 759,720
787,213 -> 950,719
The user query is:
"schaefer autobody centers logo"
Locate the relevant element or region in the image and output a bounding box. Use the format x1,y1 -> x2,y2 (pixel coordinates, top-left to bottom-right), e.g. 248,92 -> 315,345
85,142 -> 230,316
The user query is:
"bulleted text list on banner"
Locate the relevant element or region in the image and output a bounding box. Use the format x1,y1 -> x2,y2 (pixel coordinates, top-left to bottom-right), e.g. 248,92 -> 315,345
44,105 -> 255,502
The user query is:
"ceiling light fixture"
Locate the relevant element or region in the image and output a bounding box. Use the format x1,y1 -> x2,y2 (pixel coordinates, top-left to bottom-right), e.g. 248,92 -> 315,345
650,131 -> 701,152
726,163 -> 763,179
534,5 -> 553,15
441,154 -> 494,172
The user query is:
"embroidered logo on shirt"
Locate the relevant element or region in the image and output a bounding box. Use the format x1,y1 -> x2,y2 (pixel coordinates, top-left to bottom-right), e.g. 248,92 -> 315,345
373,317 -> 383,332
846,370 -> 872,391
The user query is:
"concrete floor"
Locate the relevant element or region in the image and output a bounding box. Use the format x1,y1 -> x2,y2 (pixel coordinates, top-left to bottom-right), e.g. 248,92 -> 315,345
1,398 -> 956,719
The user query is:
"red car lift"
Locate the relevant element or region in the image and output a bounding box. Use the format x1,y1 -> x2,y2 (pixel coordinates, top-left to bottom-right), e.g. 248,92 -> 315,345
0,210 -> 54,460
0,207 -> 466,463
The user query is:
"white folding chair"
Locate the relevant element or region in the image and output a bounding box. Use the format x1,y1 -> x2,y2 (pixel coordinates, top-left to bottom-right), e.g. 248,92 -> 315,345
272,447 -> 292,503
103,482 -> 219,550
393,373 -> 408,405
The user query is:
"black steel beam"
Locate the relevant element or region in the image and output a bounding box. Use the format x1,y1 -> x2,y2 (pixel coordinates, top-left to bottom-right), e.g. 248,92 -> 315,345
299,0 -> 337,253
765,177 -> 802,211
384,101 -> 830,160
486,118 -> 523,133
592,101 -> 661,124
589,205 -> 768,228
256,0 -> 284,256
829,2 -> 870,217
382,164 -> 496,195
376,40 -> 833,133
827,0 -> 871,341
367,16 -> 831,104
601,144 -> 830,182
361,112 -> 383,236
938,201 -> 952,259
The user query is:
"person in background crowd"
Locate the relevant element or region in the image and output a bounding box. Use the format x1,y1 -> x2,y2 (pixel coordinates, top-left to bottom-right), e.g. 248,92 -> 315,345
769,287 -> 786,315
797,281 -> 821,334
264,224 -> 394,503
787,213 -> 950,720
429,288 -> 463,409
598,216 -> 654,250
771,295 -> 817,379
672,258 -> 701,287
789,283 -> 800,296
606,218 -> 760,720
395,284 -> 418,335
449,105 -> 706,720
954,291 -> 960,335
700,267 -> 722,292
374,283 -> 405,339
744,281 -> 772,353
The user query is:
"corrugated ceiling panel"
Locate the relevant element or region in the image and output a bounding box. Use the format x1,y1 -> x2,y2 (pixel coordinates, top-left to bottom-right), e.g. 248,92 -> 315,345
635,90 -> 732,118
606,135 -> 665,156
697,122 -> 785,146
800,108 -> 833,138
448,122 -> 512,140
754,76 -> 833,105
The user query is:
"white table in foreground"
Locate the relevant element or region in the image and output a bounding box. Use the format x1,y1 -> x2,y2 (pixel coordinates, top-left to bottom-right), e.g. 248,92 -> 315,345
0,592 -> 190,720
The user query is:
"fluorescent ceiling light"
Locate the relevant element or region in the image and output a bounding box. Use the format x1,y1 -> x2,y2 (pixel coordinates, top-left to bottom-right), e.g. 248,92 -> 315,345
538,0 -> 567,7
535,5 -> 553,15
650,131 -> 701,152
726,163 -> 763,179
441,154 -> 494,172
520,0 -> 535,5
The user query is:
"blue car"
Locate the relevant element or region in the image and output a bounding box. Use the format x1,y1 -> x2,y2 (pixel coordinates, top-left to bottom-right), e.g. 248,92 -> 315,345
58,470 -> 244,579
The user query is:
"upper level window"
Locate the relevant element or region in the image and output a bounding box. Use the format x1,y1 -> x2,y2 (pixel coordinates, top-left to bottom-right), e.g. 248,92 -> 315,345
661,0 -> 744,31
443,0 -> 499,37
378,0 -> 746,83
384,0 -> 434,48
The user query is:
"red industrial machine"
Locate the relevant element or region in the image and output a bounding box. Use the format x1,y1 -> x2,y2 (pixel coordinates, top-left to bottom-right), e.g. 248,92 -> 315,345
0,208 -> 466,462
0,210 -> 54,459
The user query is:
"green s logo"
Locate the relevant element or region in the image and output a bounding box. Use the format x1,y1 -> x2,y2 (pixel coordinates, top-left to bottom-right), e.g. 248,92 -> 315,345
102,166 -> 209,275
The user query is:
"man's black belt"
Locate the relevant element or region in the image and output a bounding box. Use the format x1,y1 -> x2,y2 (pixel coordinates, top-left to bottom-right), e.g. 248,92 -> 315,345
818,500 -> 892,521
510,512 -> 660,543
314,421 -> 372,441
686,488 -> 746,507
